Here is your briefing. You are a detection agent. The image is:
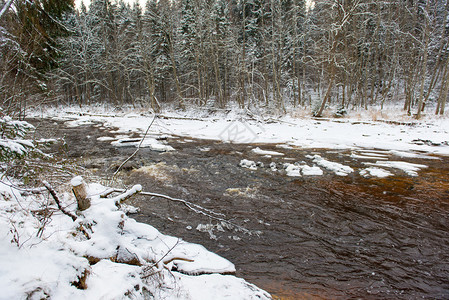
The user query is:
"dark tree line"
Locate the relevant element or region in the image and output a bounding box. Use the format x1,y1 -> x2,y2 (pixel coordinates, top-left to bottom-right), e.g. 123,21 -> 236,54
2,0 -> 449,117
0,0 -> 74,116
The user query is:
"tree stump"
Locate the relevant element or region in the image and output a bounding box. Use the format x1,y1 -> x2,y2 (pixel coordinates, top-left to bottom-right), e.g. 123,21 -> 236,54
71,176 -> 90,211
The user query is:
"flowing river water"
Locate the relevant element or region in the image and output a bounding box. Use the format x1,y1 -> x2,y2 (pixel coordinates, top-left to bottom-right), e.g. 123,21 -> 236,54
31,118 -> 449,299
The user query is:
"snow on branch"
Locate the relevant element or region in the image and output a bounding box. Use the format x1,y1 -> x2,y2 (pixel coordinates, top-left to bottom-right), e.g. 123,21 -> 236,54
0,116 -> 35,161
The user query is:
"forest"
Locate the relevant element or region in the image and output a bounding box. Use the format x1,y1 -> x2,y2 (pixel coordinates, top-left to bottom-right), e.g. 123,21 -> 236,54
1,0 -> 449,118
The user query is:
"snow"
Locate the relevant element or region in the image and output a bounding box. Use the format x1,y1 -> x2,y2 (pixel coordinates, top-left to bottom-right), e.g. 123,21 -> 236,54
301,165 -> 325,176
283,163 -> 324,177
239,159 -> 257,170
389,150 -> 439,160
0,178 -> 270,299
96,136 -> 115,142
30,105 -> 449,157
177,273 -> 272,300
70,175 -> 84,187
111,137 -> 175,152
251,147 -> 284,156
365,161 -> 428,177
284,163 -> 301,176
351,151 -> 390,160
308,155 -> 354,176
360,167 -> 393,178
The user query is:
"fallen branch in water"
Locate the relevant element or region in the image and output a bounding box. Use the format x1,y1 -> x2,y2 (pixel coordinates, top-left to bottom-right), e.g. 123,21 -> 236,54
102,188 -> 249,233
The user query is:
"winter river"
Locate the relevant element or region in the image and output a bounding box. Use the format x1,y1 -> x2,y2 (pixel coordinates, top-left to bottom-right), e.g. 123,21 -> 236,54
31,118 -> 449,299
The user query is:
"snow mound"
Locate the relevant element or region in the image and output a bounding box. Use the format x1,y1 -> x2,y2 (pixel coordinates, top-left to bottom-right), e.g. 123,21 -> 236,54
284,163 -> 301,177
360,167 -> 393,178
301,165 -> 324,176
240,159 -> 257,170
308,155 -> 354,176
284,163 -> 323,177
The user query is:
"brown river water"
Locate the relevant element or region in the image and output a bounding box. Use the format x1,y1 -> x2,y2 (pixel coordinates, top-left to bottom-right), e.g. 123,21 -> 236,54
31,118 -> 449,299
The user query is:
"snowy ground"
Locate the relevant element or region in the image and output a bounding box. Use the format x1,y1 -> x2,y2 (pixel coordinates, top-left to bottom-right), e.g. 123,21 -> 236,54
31,105 -> 449,154
0,177 -> 271,300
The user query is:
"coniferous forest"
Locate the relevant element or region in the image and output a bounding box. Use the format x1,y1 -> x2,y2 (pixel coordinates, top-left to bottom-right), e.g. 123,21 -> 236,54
1,0 -> 449,117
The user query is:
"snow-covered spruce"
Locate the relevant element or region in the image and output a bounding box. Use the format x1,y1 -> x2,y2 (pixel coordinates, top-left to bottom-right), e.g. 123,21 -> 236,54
0,116 -> 35,161
0,178 -> 271,299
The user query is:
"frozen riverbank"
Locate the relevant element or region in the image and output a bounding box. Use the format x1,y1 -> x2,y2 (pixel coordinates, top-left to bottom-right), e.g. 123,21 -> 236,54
31,105 -> 449,157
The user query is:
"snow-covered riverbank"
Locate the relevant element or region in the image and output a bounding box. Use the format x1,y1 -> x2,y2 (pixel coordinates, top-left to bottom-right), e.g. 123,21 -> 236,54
31,105 -> 449,156
0,177 -> 271,299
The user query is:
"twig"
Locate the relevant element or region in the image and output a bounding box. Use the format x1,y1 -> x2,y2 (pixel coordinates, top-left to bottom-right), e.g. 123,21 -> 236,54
101,188 -> 223,217
142,239 -> 180,279
112,114 -> 157,181
0,179 -> 46,195
42,180 -> 77,222
101,188 -> 248,233
144,191 -> 250,233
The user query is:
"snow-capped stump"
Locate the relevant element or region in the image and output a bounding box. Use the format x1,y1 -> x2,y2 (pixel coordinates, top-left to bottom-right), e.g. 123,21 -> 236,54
71,176 -> 90,211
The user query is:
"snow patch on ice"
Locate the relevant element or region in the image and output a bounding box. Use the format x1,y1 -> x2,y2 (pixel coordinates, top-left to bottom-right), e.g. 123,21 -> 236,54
389,150 -> 439,160
351,151 -> 389,160
283,163 -> 323,177
251,147 -> 284,156
360,167 -> 393,178
97,136 -> 115,142
365,161 -> 428,176
239,159 -> 257,170
309,155 -> 354,176
112,137 -> 174,152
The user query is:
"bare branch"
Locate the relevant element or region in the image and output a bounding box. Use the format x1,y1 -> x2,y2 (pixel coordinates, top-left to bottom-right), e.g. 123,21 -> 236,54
42,180 -> 77,222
